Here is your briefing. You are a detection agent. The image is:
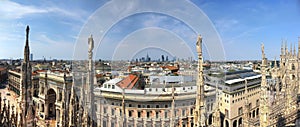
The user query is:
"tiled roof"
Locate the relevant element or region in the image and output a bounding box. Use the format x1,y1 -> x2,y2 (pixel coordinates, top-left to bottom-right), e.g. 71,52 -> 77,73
117,74 -> 139,89
161,65 -> 179,71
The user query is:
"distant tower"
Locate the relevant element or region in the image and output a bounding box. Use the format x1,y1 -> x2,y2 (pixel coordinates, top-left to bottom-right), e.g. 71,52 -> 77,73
260,43 -> 269,127
193,35 -> 206,127
162,55 -> 165,62
19,25 -> 35,127
146,53 -> 150,62
30,53 -> 33,61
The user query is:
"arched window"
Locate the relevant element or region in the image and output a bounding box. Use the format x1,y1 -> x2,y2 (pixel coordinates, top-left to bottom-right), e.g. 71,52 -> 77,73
208,114 -> 213,125
225,120 -> 229,127
238,118 -> 242,126
233,120 -> 237,127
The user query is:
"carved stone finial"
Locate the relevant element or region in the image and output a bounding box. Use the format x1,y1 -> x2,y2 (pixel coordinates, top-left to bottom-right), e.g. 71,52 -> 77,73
196,35 -> 202,53
274,57 -> 277,68
285,40 -> 288,53
290,43 -> 293,54
294,43 -> 296,56
88,35 -> 94,51
25,25 -> 30,46
26,26 -> 29,31
281,40 -> 284,55
261,43 -> 265,55
26,26 -> 29,36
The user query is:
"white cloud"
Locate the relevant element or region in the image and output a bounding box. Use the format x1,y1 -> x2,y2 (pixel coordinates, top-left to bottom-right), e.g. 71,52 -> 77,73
225,26 -> 265,45
142,14 -> 169,27
0,1 -> 87,22
46,6 -> 88,23
0,0 -> 89,59
0,1 -> 48,19
214,18 -> 239,32
31,34 -> 74,59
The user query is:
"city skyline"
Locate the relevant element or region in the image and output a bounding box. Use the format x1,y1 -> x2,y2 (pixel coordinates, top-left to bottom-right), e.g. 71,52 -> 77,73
1,1 -> 300,126
1,0 -> 300,61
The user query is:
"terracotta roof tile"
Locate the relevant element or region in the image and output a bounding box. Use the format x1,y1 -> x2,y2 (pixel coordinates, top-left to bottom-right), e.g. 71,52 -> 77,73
117,74 -> 139,89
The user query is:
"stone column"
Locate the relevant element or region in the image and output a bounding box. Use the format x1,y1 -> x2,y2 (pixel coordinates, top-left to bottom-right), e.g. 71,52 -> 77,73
161,111 -> 164,126
188,117 -> 192,127
45,102 -> 48,119
143,118 -> 146,127
260,43 -> 269,127
56,109 -> 60,125
194,35 -> 206,127
133,118 -> 137,127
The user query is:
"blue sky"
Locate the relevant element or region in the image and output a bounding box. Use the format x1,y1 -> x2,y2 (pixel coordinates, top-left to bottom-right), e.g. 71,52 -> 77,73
0,0 -> 300,61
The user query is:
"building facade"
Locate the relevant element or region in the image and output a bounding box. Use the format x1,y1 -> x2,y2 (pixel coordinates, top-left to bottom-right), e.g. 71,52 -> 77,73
0,67 -> 7,83
95,80 -> 198,127
205,70 -> 261,127
8,69 -> 39,96
4,26 -> 300,127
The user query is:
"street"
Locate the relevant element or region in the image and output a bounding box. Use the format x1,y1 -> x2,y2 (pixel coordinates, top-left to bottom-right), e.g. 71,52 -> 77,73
0,82 -> 19,111
0,83 -> 55,127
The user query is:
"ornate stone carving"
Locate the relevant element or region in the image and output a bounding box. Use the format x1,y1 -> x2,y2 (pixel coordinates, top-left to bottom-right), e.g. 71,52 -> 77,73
88,35 -> 94,59
196,35 -> 202,54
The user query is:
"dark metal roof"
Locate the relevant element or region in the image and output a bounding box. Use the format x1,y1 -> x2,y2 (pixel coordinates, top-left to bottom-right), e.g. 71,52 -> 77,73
224,70 -> 258,81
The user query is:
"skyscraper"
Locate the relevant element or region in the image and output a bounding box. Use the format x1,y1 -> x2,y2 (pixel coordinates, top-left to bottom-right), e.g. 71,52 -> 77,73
30,53 -> 33,61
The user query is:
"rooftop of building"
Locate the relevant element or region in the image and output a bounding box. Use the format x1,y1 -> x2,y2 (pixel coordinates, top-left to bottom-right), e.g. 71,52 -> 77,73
207,69 -> 259,79
117,74 -> 140,89
0,67 -> 7,71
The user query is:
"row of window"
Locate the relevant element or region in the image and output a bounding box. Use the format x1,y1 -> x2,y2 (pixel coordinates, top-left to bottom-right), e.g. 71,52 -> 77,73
225,107 -> 258,118
148,86 -> 193,92
102,120 -> 185,127
206,103 -> 214,111
232,88 -> 259,98
104,84 -> 115,89
232,91 -> 259,104
9,76 -> 20,82
103,84 -> 194,91
231,85 -> 260,98
108,101 -> 195,108
104,107 -> 191,119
